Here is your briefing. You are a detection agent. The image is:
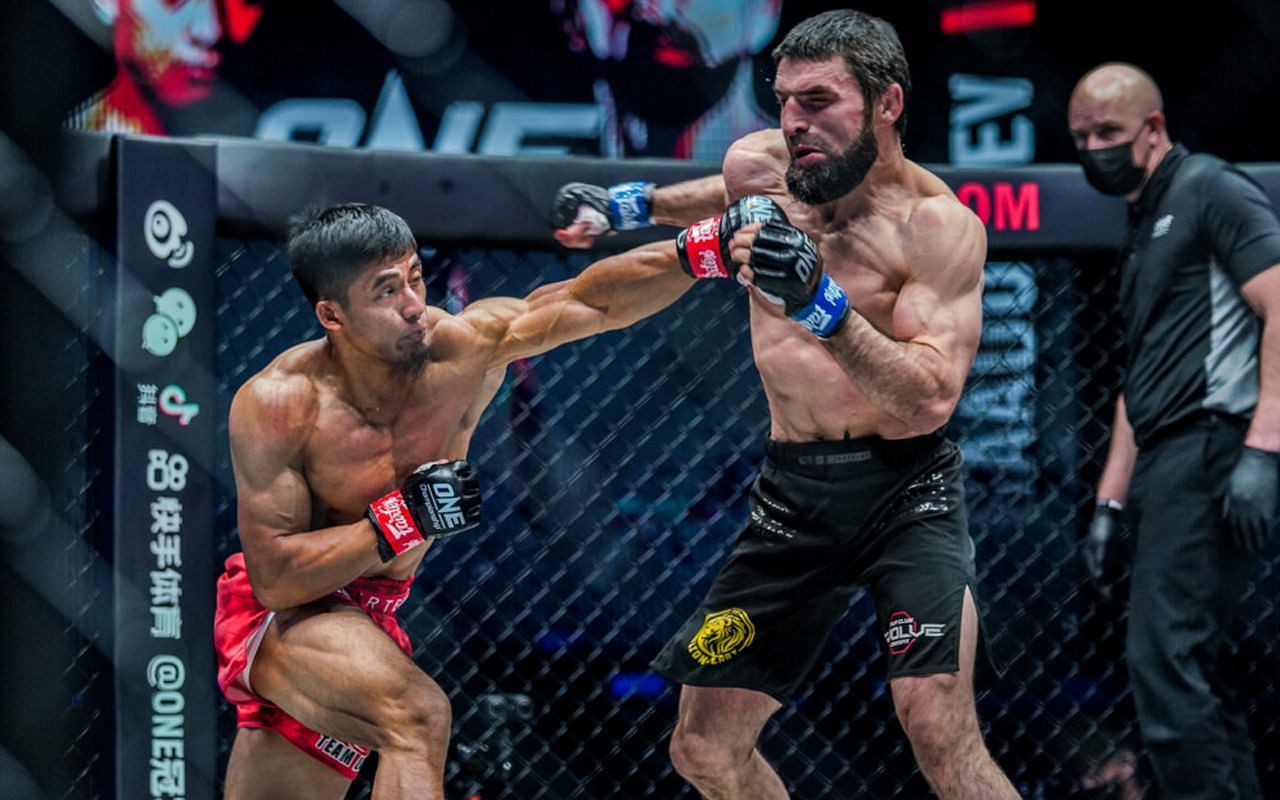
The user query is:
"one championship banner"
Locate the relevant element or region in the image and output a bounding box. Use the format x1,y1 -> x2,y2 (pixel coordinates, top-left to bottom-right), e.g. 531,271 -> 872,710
110,136 -> 217,800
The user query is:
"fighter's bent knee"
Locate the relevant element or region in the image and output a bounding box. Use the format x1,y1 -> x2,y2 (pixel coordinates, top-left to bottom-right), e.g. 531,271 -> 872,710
367,671 -> 452,751
892,670 -> 963,720
893,674 -> 978,773
669,728 -> 733,783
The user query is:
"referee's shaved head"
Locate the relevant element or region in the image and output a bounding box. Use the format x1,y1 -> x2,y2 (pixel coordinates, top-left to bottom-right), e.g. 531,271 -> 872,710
1072,62 -> 1163,119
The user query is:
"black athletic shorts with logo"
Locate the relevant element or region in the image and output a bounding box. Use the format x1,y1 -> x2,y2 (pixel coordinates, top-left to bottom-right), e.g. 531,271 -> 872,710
652,431 -> 990,704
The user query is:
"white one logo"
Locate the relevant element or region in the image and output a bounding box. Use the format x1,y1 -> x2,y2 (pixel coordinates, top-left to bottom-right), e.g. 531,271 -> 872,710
141,288 -> 197,357
429,482 -> 466,528
1152,214 -> 1174,239
144,200 -> 194,268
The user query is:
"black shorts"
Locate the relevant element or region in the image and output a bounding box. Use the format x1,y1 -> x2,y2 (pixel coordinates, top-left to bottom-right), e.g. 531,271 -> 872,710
651,431 -> 990,703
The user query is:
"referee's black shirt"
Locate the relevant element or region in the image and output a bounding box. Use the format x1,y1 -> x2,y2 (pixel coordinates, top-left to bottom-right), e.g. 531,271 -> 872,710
1119,143 -> 1280,448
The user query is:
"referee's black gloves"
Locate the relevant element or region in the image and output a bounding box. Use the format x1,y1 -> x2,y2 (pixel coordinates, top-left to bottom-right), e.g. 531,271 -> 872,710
1222,446 -> 1279,554
1083,501 -> 1124,601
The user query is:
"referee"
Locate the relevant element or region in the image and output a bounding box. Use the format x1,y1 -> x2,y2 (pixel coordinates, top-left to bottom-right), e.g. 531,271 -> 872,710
1069,63 -> 1280,799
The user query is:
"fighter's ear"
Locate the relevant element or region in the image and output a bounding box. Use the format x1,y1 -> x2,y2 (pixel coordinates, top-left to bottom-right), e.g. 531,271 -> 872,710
879,84 -> 905,127
90,0 -> 118,25
315,299 -> 343,332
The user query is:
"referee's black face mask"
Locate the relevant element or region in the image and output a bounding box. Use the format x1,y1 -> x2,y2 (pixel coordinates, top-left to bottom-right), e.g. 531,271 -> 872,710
1078,119 -> 1151,196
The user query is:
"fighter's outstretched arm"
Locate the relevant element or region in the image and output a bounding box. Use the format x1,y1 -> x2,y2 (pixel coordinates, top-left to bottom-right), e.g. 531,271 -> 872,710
461,240 -> 697,367
551,176 -> 728,249
550,129 -> 788,248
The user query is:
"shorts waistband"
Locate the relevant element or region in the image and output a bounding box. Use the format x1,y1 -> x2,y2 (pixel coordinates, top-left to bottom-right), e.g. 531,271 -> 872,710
765,427 -> 949,475
344,574 -> 413,602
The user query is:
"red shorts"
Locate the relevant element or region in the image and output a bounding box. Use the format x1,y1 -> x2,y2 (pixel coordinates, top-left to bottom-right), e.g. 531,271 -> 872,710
213,553 -> 414,780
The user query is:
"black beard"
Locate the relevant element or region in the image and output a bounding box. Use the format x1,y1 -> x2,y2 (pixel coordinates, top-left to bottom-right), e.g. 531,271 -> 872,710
394,347 -> 430,377
785,126 -> 879,205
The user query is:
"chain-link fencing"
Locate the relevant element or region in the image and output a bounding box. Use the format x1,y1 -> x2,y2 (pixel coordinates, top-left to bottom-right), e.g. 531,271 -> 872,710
209,238 -> 1280,799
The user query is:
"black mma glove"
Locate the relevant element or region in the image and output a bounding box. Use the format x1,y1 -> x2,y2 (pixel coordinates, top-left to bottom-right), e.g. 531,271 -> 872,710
1082,500 -> 1124,600
1222,446 -> 1279,554
367,460 -> 482,562
549,181 -> 655,235
675,195 -> 789,280
749,221 -> 850,339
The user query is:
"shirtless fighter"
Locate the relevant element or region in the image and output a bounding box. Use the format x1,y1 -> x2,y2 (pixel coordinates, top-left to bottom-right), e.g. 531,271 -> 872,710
215,203 -> 693,799
551,10 -> 1019,799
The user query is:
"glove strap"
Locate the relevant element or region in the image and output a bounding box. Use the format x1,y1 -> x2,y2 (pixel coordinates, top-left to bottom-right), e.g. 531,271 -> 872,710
608,181 -> 654,231
791,274 -> 850,339
677,216 -> 732,279
367,490 -> 427,562
1097,498 -> 1125,511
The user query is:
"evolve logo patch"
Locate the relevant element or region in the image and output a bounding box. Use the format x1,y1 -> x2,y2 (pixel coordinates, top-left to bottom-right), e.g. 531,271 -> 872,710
884,610 -> 946,656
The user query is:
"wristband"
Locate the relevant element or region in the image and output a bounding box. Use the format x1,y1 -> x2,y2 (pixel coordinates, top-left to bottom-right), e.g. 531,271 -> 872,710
790,274 -> 850,339
608,181 -> 654,231
677,216 -> 732,279
367,491 -> 427,562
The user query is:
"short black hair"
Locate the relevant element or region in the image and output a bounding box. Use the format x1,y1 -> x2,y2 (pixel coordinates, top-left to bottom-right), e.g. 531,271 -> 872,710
772,10 -> 912,135
286,203 -> 418,306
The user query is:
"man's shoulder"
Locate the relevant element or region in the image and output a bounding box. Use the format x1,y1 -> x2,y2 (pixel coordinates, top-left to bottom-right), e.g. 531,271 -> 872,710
727,128 -> 786,158
901,180 -> 982,243
231,342 -> 326,443
1178,150 -> 1263,195
724,129 -> 788,199
897,179 -> 986,279
438,302 -> 516,357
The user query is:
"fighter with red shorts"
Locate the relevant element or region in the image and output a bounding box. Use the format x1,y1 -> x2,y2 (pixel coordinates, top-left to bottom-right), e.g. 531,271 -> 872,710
216,553 -> 415,779
217,202 -> 699,799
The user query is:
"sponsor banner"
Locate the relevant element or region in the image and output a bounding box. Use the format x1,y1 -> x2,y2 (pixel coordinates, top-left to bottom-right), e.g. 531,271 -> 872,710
111,137 -> 217,800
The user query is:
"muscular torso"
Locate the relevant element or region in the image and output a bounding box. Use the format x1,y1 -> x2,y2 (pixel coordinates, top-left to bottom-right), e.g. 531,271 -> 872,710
257,323 -> 505,580
726,130 -> 966,441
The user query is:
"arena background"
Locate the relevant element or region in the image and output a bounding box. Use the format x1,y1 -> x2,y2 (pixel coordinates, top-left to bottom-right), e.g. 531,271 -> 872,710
2,1 -> 1280,799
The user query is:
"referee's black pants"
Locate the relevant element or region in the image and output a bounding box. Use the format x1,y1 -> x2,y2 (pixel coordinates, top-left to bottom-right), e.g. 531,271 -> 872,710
1127,414 -> 1262,800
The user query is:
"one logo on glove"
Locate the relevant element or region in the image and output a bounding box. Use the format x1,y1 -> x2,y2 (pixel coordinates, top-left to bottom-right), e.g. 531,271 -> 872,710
688,608 -> 756,666
884,610 -> 945,655
371,494 -> 420,547
794,249 -> 817,283
417,481 -> 466,530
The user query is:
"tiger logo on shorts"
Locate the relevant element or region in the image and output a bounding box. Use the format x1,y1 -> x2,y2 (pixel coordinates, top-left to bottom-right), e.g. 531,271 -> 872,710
688,608 -> 756,665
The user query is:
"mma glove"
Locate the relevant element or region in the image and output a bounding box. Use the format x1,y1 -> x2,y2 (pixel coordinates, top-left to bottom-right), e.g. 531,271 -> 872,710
367,460 -> 482,562
1082,499 -> 1124,600
549,181 -> 655,235
676,195 -> 789,280
1222,445 -> 1279,554
749,221 -> 850,340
